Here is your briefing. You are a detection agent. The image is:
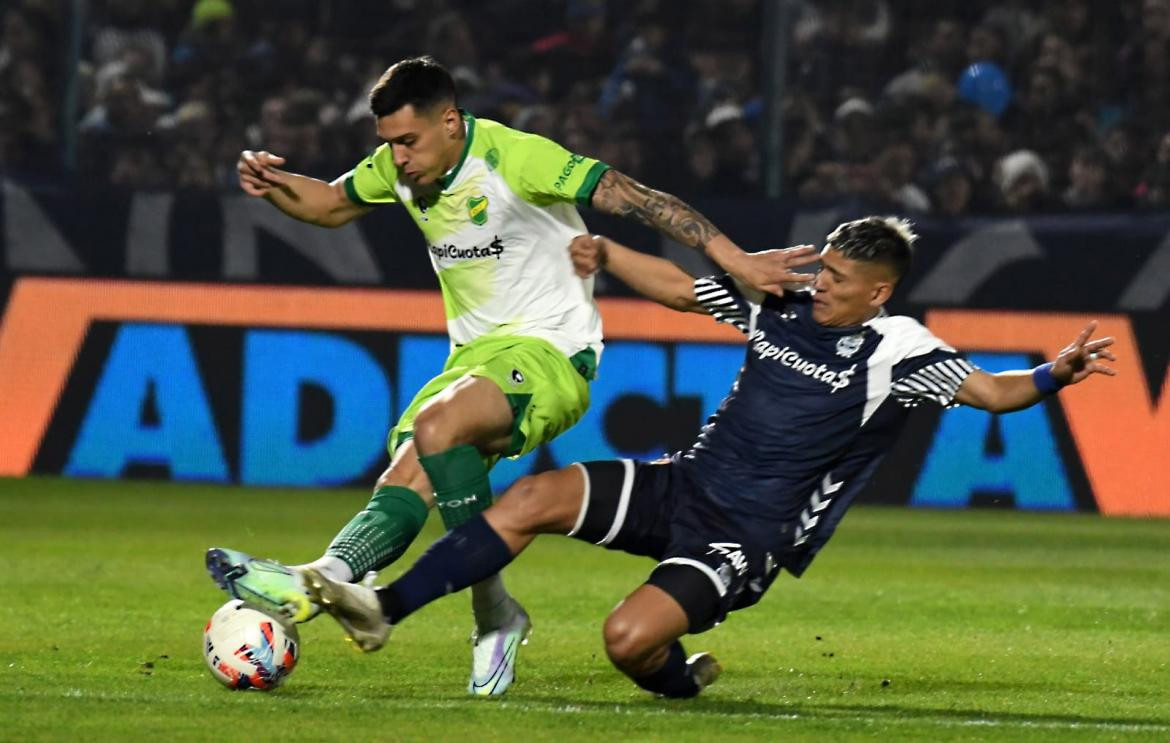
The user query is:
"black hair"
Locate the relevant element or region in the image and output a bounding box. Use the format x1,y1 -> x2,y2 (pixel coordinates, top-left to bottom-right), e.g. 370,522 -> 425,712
825,216 -> 917,281
368,56 -> 457,118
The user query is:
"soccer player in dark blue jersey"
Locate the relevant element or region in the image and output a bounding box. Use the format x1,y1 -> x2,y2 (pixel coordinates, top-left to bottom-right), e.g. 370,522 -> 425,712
304,217 -> 1117,698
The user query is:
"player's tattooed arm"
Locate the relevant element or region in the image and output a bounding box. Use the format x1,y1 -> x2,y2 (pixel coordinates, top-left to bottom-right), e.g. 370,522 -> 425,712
590,169 -> 722,250
590,170 -> 817,295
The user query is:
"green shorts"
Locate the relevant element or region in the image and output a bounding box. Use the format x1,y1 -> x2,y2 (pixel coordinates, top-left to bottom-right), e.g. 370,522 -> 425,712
388,334 -> 596,467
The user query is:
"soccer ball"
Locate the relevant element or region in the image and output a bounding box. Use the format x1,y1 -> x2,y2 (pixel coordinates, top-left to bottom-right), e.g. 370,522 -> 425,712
202,599 -> 299,691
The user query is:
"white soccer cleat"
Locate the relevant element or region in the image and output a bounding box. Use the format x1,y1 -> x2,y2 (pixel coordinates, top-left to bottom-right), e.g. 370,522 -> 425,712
302,567 -> 392,652
468,600 -> 532,696
687,652 -> 722,693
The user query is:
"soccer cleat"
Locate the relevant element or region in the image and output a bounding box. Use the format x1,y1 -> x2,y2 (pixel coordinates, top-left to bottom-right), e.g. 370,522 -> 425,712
205,547 -> 317,623
686,652 -> 722,693
468,600 -> 532,696
302,567 -> 393,652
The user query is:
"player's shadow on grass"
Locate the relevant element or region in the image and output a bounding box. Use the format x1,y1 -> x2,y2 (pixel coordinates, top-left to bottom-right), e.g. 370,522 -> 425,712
536,694 -> 1170,730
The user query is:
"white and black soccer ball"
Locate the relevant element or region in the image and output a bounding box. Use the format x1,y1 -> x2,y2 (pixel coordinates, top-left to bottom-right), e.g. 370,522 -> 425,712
202,599 -> 299,691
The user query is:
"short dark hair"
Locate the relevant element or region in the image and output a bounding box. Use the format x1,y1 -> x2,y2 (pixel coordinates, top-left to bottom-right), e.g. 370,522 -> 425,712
825,216 -> 917,281
368,56 -> 456,118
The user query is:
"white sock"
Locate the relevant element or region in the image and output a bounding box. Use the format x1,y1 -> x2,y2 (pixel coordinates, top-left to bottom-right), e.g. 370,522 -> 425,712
296,555 -> 354,584
471,573 -> 515,631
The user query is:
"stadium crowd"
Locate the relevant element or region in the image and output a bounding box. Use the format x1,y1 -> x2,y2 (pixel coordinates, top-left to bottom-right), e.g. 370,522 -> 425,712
4,0 -> 1170,215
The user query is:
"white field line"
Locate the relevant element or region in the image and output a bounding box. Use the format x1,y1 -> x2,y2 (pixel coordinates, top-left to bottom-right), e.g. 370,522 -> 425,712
24,688 -> 1170,734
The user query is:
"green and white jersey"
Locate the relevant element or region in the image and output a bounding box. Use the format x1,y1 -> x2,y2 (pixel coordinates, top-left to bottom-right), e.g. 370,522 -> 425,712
343,112 -> 609,359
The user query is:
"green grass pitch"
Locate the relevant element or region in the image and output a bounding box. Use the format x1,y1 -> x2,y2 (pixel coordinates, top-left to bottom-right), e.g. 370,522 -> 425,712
1,477 -> 1168,741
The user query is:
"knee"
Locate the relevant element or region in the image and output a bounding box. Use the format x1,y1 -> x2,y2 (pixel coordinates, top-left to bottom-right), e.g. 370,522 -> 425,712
603,613 -> 657,673
412,401 -> 457,454
495,473 -> 572,532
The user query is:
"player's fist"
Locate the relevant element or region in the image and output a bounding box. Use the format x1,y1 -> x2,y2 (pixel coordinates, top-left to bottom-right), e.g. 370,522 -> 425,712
237,150 -> 287,196
570,234 -> 609,277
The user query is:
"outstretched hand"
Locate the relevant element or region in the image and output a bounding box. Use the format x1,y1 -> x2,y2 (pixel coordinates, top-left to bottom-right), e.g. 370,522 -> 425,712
1053,321 -> 1117,385
723,245 -> 820,296
237,150 -> 287,196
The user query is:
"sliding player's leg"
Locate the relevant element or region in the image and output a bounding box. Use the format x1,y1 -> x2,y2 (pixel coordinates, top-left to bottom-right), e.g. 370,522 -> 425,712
602,579 -> 721,698
304,465 -> 587,652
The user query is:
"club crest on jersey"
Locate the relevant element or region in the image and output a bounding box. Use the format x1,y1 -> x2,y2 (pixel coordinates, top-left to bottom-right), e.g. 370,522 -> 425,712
467,195 -> 489,226
836,333 -> 865,358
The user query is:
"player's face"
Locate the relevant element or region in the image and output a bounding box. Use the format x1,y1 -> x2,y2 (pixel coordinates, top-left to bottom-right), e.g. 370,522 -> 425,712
375,104 -> 464,186
811,247 -> 894,327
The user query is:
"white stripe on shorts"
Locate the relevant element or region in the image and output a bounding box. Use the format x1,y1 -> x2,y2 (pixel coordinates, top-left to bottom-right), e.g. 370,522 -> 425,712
657,557 -> 728,597
566,462 -> 591,537
597,459 -> 635,545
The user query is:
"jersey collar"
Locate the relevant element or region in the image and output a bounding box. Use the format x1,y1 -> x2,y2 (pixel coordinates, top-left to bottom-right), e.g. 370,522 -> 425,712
438,111 -> 475,191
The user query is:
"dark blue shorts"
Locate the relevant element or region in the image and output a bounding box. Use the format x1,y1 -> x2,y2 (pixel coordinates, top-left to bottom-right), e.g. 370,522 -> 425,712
569,458 -> 782,633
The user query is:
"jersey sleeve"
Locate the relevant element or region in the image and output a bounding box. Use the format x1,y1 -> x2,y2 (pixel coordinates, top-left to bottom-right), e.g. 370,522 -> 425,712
342,144 -> 399,206
507,132 -> 610,206
890,348 -> 978,408
692,274 -> 765,336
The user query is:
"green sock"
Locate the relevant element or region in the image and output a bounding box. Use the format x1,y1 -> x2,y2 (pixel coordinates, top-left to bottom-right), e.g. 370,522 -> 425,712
325,485 -> 429,576
418,444 -> 492,529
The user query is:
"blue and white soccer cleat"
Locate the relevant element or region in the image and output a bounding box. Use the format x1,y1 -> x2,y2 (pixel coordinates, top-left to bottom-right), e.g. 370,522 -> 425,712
468,600 -> 532,696
206,547 -> 317,623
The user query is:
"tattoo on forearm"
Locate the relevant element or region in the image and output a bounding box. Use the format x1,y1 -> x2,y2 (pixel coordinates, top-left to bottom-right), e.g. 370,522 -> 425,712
592,170 -> 722,249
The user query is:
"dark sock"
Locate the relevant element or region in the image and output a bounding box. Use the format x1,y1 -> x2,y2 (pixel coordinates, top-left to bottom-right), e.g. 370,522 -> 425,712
375,515 -> 513,624
632,641 -> 700,699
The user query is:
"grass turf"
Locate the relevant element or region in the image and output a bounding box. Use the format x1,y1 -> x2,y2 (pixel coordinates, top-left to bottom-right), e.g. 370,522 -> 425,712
1,476 -> 1168,741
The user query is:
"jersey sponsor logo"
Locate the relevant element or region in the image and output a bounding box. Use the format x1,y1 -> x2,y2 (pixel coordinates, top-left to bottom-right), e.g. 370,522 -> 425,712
485,147 -> 500,171
554,153 -> 587,192
748,329 -> 857,393
835,333 -> 864,358
467,195 -> 489,226
428,235 -> 505,261
510,368 -> 525,385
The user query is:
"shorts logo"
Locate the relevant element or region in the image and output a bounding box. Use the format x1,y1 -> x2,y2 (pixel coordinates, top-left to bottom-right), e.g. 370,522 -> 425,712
510,369 -> 525,385
836,333 -> 865,358
706,542 -> 749,577
467,195 -> 489,226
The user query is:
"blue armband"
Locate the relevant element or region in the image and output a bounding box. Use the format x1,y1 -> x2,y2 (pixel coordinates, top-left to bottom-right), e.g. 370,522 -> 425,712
1031,362 -> 1066,395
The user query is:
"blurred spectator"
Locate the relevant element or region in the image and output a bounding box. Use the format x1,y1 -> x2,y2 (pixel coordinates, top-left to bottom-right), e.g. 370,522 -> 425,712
993,149 -> 1053,212
4,0 -> 1160,218
527,0 -> 612,101
1135,131 -> 1170,207
700,103 -> 760,196
927,157 -> 975,217
0,3 -> 61,174
1062,144 -> 1113,210
598,7 -> 694,139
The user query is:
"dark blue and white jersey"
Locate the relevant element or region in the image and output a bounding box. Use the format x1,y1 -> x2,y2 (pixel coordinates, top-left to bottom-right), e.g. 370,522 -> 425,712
682,275 -> 977,576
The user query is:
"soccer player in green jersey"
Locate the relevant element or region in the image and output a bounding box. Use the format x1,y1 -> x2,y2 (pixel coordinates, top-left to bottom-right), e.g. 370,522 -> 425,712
207,56 -> 815,696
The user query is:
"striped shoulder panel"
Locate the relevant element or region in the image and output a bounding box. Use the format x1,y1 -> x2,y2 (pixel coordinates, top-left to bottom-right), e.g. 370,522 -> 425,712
693,276 -> 750,334
891,357 -> 977,408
